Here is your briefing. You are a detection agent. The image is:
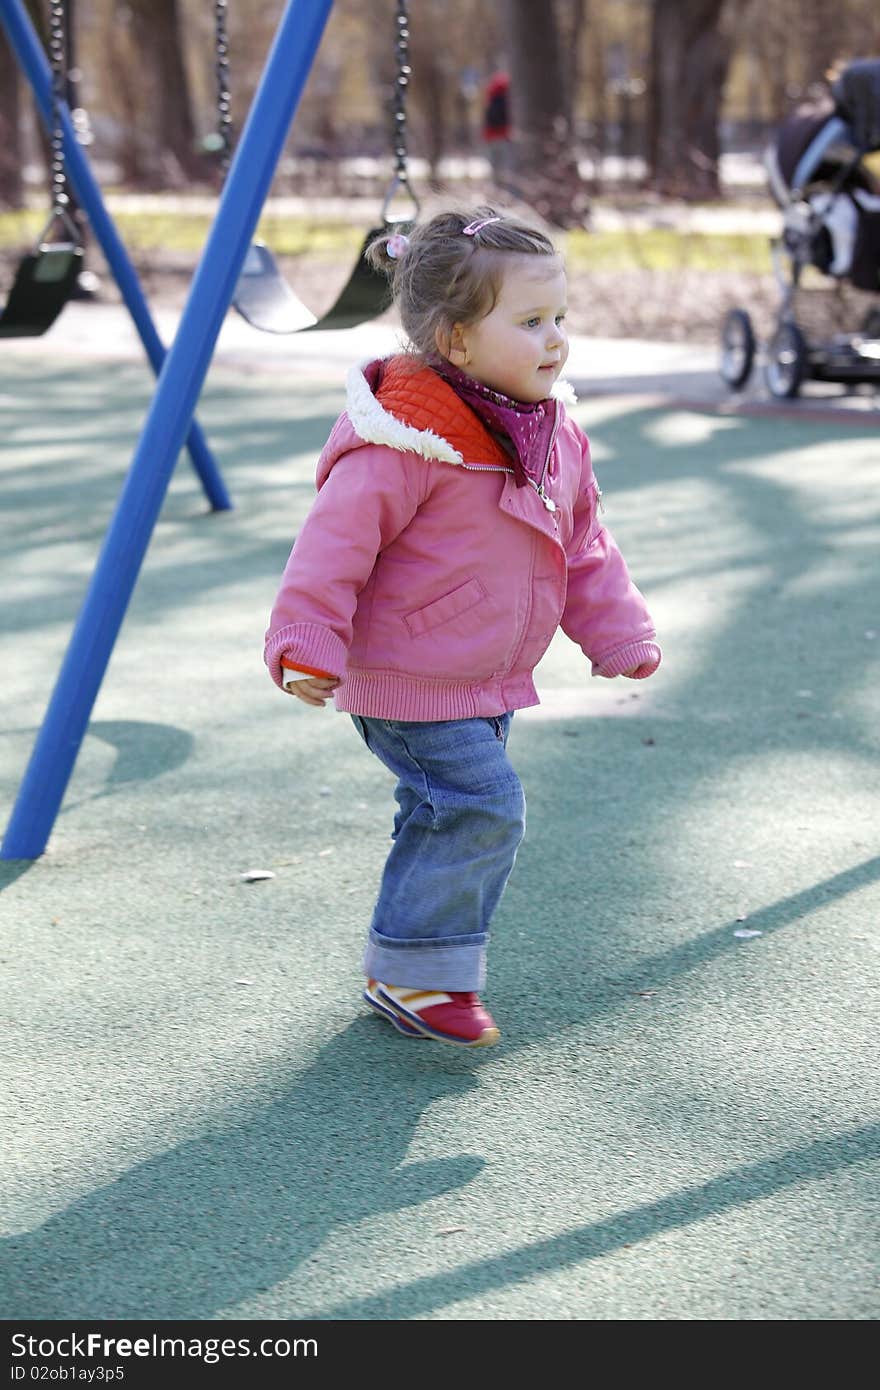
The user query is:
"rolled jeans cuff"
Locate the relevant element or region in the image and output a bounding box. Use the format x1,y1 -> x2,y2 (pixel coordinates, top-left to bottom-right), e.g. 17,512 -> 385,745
362,928 -> 488,992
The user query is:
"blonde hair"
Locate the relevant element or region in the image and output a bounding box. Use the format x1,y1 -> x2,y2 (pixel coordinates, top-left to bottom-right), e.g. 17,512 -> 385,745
366,207 -> 558,359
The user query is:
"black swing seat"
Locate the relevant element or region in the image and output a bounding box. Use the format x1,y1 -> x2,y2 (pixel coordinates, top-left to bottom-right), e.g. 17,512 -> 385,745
232,222 -> 411,335
0,240 -> 84,339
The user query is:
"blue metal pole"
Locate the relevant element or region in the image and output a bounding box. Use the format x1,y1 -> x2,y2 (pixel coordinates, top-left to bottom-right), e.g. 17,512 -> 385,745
1,0 -> 335,860
0,0 -> 232,512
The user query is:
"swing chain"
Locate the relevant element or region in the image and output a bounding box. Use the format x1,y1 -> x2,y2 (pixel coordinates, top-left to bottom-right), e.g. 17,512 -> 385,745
391,0 -> 411,189
214,0 -> 234,172
47,0 -> 70,216
381,0 -> 418,220
211,0 -> 415,219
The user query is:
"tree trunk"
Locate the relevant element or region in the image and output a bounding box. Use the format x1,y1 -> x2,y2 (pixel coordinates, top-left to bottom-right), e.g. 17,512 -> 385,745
558,0 -> 588,134
412,50 -> 449,190
501,0 -> 590,227
409,17 -> 452,191
647,0 -> 736,199
0,27 -> 23,208
124,0 -> 208,186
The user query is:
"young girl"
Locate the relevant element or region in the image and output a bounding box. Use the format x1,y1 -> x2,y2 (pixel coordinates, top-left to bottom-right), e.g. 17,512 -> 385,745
264,208 -> 660,1048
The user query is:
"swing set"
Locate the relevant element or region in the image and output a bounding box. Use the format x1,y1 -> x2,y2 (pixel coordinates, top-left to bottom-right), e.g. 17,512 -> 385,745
0,0 -> 418,860
0,0 -> 417,340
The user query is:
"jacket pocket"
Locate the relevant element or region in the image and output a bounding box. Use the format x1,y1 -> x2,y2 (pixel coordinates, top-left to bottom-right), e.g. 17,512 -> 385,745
403,577 -> 488,639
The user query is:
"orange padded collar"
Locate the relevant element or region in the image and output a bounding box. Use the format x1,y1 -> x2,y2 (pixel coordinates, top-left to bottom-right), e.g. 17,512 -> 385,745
375,356 -> 511,468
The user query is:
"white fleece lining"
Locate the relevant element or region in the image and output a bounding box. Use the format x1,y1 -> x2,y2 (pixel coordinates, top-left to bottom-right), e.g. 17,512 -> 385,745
345,366 -> 463,465
345,363 -> 578,463
552,379 -> 578,407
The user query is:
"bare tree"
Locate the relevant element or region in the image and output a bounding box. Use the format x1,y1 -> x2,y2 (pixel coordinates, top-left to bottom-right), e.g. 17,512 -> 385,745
647,0 -> 744,198
0,0 -> 54,213
360,0 -> 502,194
17,0 -> 879,206
0,27 -> 24,208
556,0 -> 588,133
406,2 -> 456,189
733,0 -> 880,128
110,0 -> 208,186
501,0 -> 590,226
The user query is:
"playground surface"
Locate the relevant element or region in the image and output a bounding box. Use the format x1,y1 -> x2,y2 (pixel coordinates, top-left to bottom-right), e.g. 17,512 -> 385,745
1,304 -> 879,1322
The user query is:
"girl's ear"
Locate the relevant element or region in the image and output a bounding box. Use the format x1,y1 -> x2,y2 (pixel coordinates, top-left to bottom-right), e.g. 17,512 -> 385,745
433,323 -> 452,360
437,321 -> 470,366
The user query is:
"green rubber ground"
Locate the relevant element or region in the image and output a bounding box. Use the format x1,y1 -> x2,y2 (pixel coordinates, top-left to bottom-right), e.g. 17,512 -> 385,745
1,354 -> 878,1320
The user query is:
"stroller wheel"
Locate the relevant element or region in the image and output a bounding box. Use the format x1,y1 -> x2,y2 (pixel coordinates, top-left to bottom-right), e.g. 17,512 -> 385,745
719,308 -> 756,388
764,322 -> 808,399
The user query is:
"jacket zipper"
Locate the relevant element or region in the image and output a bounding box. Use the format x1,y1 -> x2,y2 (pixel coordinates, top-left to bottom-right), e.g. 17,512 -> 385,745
457,409 -> 562,682
504,403 -> 561,675
530,403 -> 561,522
458,462 -> 514,477
457,402 -> 562,522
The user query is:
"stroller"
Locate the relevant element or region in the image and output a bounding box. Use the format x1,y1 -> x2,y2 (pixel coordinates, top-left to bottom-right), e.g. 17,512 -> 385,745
720,59 -> 880,398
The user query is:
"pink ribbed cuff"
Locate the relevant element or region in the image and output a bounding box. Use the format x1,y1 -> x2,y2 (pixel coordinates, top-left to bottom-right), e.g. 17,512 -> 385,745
264,623 -> 348,690
592,640 -> 661,680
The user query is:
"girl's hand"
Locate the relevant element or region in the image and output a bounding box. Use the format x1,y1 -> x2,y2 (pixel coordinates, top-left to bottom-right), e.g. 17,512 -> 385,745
288,677 -> 340,707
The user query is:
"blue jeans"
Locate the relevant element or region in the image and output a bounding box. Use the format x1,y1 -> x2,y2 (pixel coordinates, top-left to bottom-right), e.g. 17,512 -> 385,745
350,714 -> 526,991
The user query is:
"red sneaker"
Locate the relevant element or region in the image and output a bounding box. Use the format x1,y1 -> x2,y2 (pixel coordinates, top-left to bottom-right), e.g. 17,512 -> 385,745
376,984 -> 500,1047
362,979 -> 426,1037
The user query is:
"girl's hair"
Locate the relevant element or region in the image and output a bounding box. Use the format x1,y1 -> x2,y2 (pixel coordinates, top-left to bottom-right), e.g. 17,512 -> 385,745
365,207 -> 558,359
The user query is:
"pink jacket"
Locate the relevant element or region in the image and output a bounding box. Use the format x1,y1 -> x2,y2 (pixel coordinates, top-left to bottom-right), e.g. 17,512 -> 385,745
264,358 -> 660,721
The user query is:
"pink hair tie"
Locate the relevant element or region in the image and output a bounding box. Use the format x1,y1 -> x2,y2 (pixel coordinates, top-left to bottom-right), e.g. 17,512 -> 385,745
386,232 -> 410,259
462,216 -> 502,236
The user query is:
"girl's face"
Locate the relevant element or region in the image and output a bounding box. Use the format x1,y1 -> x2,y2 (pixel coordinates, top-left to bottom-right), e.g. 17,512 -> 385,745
452,254 -> 569,402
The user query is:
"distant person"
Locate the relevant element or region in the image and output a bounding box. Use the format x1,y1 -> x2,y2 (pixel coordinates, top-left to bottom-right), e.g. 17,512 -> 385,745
264,208 -> 661,1048
482,69 -> 513,187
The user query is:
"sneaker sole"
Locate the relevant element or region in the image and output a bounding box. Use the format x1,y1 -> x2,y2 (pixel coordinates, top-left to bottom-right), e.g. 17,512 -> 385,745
362,985 -> 426,1038
409,1021 -> 500,1047
377,986 -> 500,1048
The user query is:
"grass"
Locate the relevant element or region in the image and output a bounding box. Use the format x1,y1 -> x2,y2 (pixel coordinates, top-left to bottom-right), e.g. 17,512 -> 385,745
0,208 -> 363,258
563,227 -> 772,273
0,207 -> 773,272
